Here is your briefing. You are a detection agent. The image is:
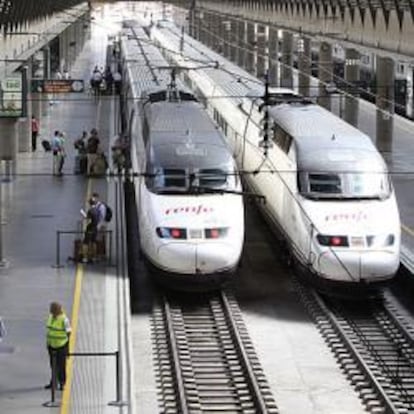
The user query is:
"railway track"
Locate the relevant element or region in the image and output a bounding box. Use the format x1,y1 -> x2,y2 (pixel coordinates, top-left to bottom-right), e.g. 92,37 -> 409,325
297,281 -> 414,414
151,290 -> 279,413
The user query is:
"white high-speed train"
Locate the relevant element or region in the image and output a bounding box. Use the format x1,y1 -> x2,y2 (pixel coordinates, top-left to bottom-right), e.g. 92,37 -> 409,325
150,23 -> 401,290
121,23 -> 244,290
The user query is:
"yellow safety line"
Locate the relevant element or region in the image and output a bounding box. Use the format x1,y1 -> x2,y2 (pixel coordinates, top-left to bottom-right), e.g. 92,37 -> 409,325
402,224 -> 414,238
60,263 -> 83,414
60,178 -> 93,413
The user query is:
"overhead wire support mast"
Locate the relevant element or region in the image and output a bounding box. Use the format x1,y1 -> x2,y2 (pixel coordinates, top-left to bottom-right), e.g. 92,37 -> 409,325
258,72 -> 273,158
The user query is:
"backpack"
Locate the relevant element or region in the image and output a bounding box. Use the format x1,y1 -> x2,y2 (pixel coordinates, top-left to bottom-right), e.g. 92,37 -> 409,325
104,204 -> 112,222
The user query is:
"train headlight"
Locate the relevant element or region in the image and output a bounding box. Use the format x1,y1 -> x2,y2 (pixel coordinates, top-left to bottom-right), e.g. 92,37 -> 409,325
316,234 -> 349,247
156,227 -> 187,239
366,234 -> 395,247
205,227 -> 229,239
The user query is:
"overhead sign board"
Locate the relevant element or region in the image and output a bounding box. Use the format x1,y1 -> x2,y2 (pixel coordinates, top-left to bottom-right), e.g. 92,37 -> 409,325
0,77 -> 23,118
31,79 -> 84,94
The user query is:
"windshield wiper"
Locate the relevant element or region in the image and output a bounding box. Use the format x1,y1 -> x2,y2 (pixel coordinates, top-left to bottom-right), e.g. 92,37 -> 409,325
303,193 -> 383,201
186,186 -> 240,195
187,186 -> 266,203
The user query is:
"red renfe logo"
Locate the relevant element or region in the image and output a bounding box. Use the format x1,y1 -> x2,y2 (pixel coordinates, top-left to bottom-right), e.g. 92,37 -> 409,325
324,211 -> 368,222
165,205 -> 214,215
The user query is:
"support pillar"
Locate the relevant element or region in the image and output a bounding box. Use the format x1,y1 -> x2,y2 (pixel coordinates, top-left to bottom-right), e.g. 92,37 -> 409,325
237,20 -> 247,69
268,28 -> 279,87
211,13 -> 220,52
207,12 -> 215,49
281,31 -> 293,88
318,41 -> 333,110
199,11 -> 208,45
59,29 -> 68,72
42,47 -> 51,116
376,56 -> 394,152
246,22 -> 256,75
189,6 -> 196,38
18,65 -> 31,153
298,37 -> 311,97
229,19 -> 237,63
217,15 -> 225,55
223,19 -> 231,59
0,119 -> 18,179
66,25 -> 74,71
344,48 -> 360,126
194,10 -> 202,41
256,24 -> 267,80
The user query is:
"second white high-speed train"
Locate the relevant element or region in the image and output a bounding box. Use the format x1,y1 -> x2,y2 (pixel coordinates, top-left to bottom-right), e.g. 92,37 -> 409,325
150,23 -> 401,290
122,23 -> 244,290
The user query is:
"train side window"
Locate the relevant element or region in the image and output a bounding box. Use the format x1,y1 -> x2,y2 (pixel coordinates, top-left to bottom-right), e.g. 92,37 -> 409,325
143,117 -> 149,145
273,125 -> 292,154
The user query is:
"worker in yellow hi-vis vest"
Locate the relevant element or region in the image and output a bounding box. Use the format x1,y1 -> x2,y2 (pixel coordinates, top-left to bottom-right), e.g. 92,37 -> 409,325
45,302 -> 71,391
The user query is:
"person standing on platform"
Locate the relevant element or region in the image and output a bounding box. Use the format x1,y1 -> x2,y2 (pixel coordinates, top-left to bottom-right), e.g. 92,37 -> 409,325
86,129 -> 100,176
51,131 -> 66,176
91,192 -> 107,228
31,115 -> 40,152
113,69 -> 122,95
45,302 -> 71,391
81,198 -> 100,262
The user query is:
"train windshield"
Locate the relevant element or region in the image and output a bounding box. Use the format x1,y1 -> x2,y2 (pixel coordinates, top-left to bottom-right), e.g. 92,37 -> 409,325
298,172 -> 391,199
145,143 -> 238,194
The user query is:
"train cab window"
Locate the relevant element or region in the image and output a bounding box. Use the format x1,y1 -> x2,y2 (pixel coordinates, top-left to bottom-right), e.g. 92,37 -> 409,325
199,168 -> 228,188
308,174 -> 342,193
146,167 -> 187,192
345,172 -> 390,199
179,91 -> 197,101
148,91 -> 167,103
299,172 -> 391,199
163,169 -> 187,187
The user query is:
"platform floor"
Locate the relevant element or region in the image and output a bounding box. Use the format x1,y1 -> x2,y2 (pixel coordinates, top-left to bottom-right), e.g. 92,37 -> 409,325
0,7 -> 127,414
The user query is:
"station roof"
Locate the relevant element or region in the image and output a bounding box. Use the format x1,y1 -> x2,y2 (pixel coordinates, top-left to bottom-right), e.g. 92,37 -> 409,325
0,0 -> 85,32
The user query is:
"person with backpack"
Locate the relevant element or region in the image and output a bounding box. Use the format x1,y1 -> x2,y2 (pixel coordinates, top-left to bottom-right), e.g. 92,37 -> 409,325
91,193 -> 112,259
81,198 -> 100,263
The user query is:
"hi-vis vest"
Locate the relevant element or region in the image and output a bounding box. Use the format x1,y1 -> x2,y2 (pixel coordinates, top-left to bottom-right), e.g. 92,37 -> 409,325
46,314 -> 69,348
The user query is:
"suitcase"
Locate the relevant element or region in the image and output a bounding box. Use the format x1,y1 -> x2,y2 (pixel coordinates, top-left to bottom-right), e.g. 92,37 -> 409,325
96,238 -> 106,258
42,140 -> 52,152
91,154 -> 107,176
73,239 -> 84,262
74,154 -> 87,174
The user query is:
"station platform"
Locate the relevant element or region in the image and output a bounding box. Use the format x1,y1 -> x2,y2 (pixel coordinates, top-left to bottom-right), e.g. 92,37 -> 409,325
0,11 -> 131,414
1,3 -> 414,414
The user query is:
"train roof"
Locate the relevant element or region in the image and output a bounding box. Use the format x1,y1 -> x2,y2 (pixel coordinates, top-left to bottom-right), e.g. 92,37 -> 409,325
147,100 -> 227,144
150,24 -> 387,172
147,101 -> 234,169
270,103 -> 387,171
120,22 -> 173,96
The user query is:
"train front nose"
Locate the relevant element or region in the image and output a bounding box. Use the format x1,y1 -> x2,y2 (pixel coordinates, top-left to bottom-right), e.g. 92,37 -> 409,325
157,242 -> 237,274
317,250 -> 400,282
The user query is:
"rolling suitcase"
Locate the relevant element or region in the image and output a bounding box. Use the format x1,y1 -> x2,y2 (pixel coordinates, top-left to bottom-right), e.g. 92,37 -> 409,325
74,154 -> 87,174
91,154 -> 107,176
42,140 -> 51,152
73,239 -> 83,262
